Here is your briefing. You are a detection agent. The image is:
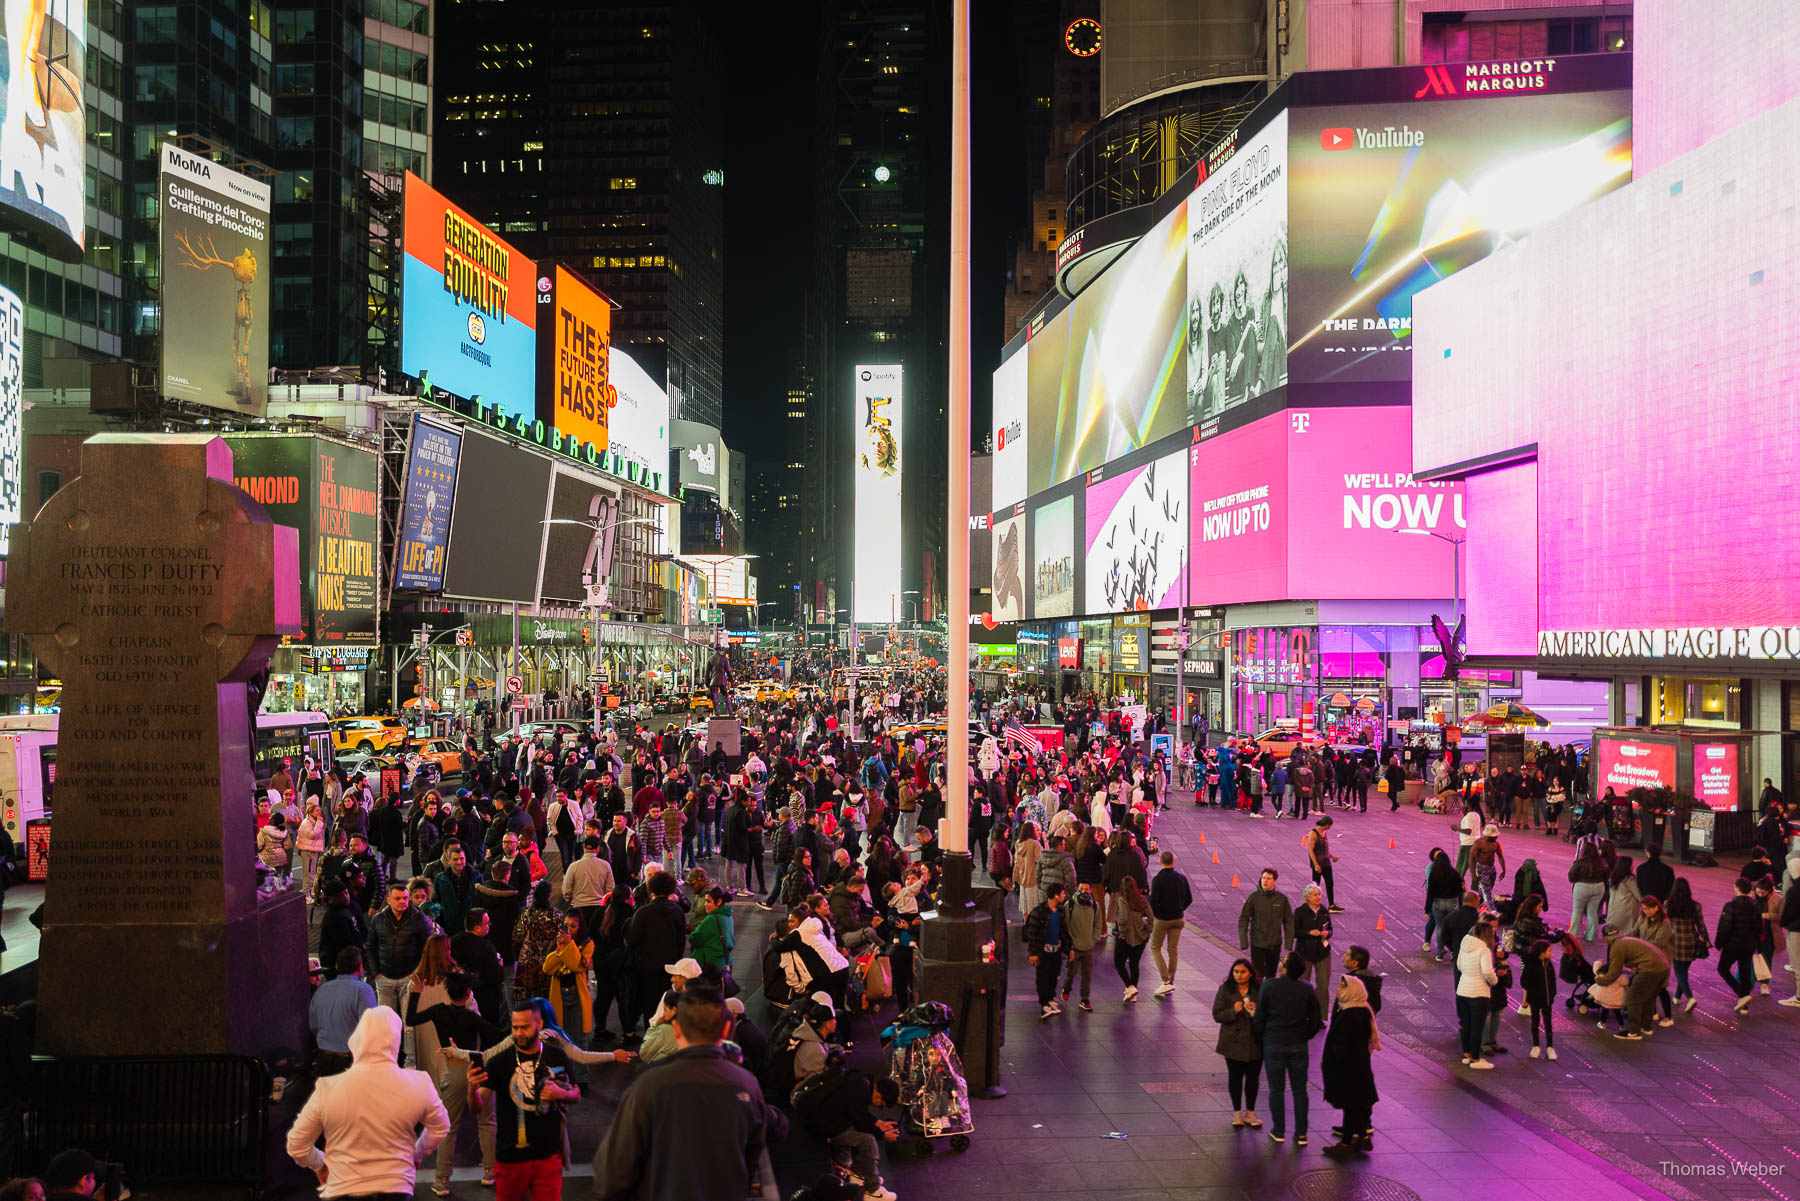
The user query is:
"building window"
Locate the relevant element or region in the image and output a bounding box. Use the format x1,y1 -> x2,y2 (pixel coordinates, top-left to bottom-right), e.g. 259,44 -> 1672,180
1650,676 -> 1743,729
37,471 -> 61,509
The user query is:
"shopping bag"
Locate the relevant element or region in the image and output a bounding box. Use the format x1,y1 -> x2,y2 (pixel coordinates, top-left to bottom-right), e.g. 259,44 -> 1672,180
1753,953 -> 1772,982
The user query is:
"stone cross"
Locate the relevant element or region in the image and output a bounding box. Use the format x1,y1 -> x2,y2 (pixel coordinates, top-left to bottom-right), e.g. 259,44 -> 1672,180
6,434 -> 305,1057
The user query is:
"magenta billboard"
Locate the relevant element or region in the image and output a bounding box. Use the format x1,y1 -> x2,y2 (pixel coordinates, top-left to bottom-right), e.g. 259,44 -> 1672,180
1188,417 -> 1288,604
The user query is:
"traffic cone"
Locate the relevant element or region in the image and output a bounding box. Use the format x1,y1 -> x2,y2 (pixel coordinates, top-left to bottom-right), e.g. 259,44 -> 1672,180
1389,838 -> 1396,849
1211,850 -> 1220,864
1198,831 -> 1207,845
1376,914 -> 1387,931
1231,873 -> 1240,888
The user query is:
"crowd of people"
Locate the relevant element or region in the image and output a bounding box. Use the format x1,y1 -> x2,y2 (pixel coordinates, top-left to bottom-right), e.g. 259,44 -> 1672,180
242,673 -> 1800,1199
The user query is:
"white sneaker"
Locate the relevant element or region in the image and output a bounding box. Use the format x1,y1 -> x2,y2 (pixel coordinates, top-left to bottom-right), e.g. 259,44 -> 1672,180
1421,941 -> 1432,953
1517,1004 -> 1532,1016
1546,1047 -> 1558,1061
865,1187 -> 898,1201
1778,997 -> 1800,1008
1155,981 -> 1175,997
1735,995 -> 1753,1013
1657,1017 -> 1675,1027
1684,997 -> 1698,1013
1124,985 -> 1138,1002
1041,1005 -> 1056,1020
1049,1001 -> 1064,1014
1468,1059 -> 1495,1070
1529,1046 -> 1540,1059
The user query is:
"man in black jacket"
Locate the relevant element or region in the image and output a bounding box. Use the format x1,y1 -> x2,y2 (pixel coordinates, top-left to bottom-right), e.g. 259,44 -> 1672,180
792,1063 -> 900,1198
366,880 -> 431,1013
592,988 -> 768,1201
1635,844 -> 1676,903
1253,952 -> 1324,1145
451,908 -> 506,1021
1342,945 -> 1383,1013
1779,860 -> 1800,1009
625,872 -> 688,1036
1023,884 -> 1074,1020
1441,892 -> 1482,989
1717,876 -> 1766,1013
1149,851 -> 1194,999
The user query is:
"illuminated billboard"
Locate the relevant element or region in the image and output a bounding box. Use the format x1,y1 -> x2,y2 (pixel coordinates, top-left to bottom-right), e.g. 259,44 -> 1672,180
671,419 -> 722,495
401,172 -> 538,412
609,346 -> 671,488
991,350 -> 1028,509
1188,416 -> 1288,604
1032,495 -> 1076,618
0,285 -> 18,555
1026,201 -> 1188,494
990,505 -> 1025,622
537,266 -> 618,453
1186,110 -> 1288,425
853,364 -> 903,624
160,143 -> 272,416
1287,89 -> 1630,384
1593,734 -> 1676,795
1086,447 -> 1187,613
0,0 -> 85,261
393,418 -> 461,592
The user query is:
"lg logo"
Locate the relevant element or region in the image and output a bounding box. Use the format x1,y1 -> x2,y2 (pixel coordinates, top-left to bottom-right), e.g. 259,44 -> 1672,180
1290,412 -> 1311,434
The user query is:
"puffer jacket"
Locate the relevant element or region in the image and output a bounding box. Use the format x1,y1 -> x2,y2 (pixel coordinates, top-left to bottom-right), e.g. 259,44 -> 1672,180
1037,848 -> 1076,899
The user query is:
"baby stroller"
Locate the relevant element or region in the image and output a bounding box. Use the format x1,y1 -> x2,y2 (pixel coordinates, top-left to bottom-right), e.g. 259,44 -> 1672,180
1557,934 -> 1621,1024
879,1002 -> 974,1157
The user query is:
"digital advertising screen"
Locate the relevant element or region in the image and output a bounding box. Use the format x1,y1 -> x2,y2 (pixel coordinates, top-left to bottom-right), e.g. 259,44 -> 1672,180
991,349 -> 1028,510
0,0 -> 85,261
852,364 -> 903,624
1032,495 -> 1076,618
1025,199 -> 1188,495
1186,110 -> 1288,426
442,431 -> 554,603
1693,743 -> 1739,807
970,453 -> 992,595
1188,414 -> 1289,604
227,435 -> 377,645
401,172 -> 538,411
609,346 -> 671,489
393,419 -> 461,592
537,266 -> 618,453
160,143 -> 272,416
0,285 -> 19,556
1286,89 -> 1631,384
1286,404 -> 1465,599
989,507 -> 1025,622
1086,447 -> 1188,614
671,419 -> 722,494
1593,734 -> 1676,795
539,468 -> 621,607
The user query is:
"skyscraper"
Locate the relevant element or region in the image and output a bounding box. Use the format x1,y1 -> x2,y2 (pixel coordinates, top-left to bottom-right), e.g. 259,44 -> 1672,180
803,0 -> 948,622
434,2 -> 725,426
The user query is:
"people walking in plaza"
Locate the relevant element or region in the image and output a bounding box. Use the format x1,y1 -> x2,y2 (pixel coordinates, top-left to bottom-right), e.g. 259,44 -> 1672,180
1148,850 -> 1193,997
1451,798 -> 1482,881
1295,884 -> 1334,1017
1383,757 -> 1407,812
1454,921 -> 1500,1069
286,1007 -> 450,1197
467,1001 -> 581,1200
1521,938 -> 1559,1059
1321,975 -> 1380,1158
1239,867 -> 1295,981
1469,824 -> 1506,908
1253,952 -> 1324,1145
1304,816 -> 1341,911
1213,958 -> 1263,1129
1568,843 -> 1608,941
366,879 -> 431,1014
1060,885 -> 1101,1011
1423,848 -> 1464,959
1716,876 -> 1763,1013
308,947 -> 376,1077
1025,883 -> 1074,1019
1106,872 -> 1151,1004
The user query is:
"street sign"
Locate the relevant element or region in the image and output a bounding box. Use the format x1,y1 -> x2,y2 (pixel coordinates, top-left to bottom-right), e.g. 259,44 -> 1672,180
505,676 -> 523,695
511,697 -> 530,711
585,583 -> 609,608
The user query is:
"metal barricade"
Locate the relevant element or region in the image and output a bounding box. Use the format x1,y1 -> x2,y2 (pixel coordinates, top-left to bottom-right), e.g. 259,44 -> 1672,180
23,1054 -> 272,1198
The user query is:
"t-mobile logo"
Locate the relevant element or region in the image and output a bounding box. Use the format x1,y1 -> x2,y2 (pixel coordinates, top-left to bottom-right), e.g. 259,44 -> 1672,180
1290,412 -> 1311,434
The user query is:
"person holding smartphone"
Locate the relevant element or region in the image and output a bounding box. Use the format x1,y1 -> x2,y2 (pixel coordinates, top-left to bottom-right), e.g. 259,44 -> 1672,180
467,1002 -> 580,1201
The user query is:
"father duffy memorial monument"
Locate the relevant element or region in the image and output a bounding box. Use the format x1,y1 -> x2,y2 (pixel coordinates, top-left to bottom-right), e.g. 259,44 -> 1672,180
6,434 -> 308,1057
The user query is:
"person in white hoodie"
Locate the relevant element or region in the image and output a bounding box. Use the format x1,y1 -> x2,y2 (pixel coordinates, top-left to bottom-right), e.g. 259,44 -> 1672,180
798,914 -> 852,1014
287,1005 -> 450,1196
1454,921 -> 1501,1071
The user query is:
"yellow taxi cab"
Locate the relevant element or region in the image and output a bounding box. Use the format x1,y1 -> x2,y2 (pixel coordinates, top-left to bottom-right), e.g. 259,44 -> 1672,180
688,693 -> 715,713
330,717 -> 402,755
1247,728 -> 1326,759
414,738 -> 465,778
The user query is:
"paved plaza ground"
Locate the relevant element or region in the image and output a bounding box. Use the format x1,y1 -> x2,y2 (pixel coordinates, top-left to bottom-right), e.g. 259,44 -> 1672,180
274,790 -> 1795,1201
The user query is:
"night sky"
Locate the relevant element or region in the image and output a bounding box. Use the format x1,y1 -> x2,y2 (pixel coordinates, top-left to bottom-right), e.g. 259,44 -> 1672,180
722,0 -> 1027,465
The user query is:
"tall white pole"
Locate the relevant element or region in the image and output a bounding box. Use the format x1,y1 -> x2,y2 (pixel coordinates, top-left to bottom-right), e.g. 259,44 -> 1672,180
943,0 -> 971,856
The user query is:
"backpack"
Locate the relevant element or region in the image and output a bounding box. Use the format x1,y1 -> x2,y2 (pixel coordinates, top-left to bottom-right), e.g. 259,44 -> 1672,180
763,1030 -> 808,1103
790,1064 -> 850,1136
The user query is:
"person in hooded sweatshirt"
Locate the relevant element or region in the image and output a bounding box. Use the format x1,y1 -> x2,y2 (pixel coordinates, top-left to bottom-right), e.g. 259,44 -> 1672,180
286,1006 -> 450,1197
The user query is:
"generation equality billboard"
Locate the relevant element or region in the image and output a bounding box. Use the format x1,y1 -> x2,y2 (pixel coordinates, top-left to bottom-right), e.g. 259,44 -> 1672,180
160,144 -> 272,416
853,364 -> 903,623
401,172 -> 538,412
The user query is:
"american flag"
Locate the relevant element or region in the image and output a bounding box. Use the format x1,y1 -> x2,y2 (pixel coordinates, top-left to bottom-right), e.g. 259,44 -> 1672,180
1003,716 -> 1042,755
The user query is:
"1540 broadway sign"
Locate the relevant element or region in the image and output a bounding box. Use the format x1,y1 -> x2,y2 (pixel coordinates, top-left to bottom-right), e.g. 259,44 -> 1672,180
1539,626 -> 1800,662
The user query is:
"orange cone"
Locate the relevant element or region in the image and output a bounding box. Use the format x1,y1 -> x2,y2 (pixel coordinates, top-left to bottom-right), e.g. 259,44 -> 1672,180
1389,838 -> 1396,849
1198,831 -> 1207,845
1231,873 -> 1240,888
1376,914 -> 1387,931
1211,850 -> 1220,864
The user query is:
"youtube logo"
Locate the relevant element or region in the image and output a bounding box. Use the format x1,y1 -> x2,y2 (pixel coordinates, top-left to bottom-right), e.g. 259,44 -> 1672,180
1321,127 -> 1353,151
